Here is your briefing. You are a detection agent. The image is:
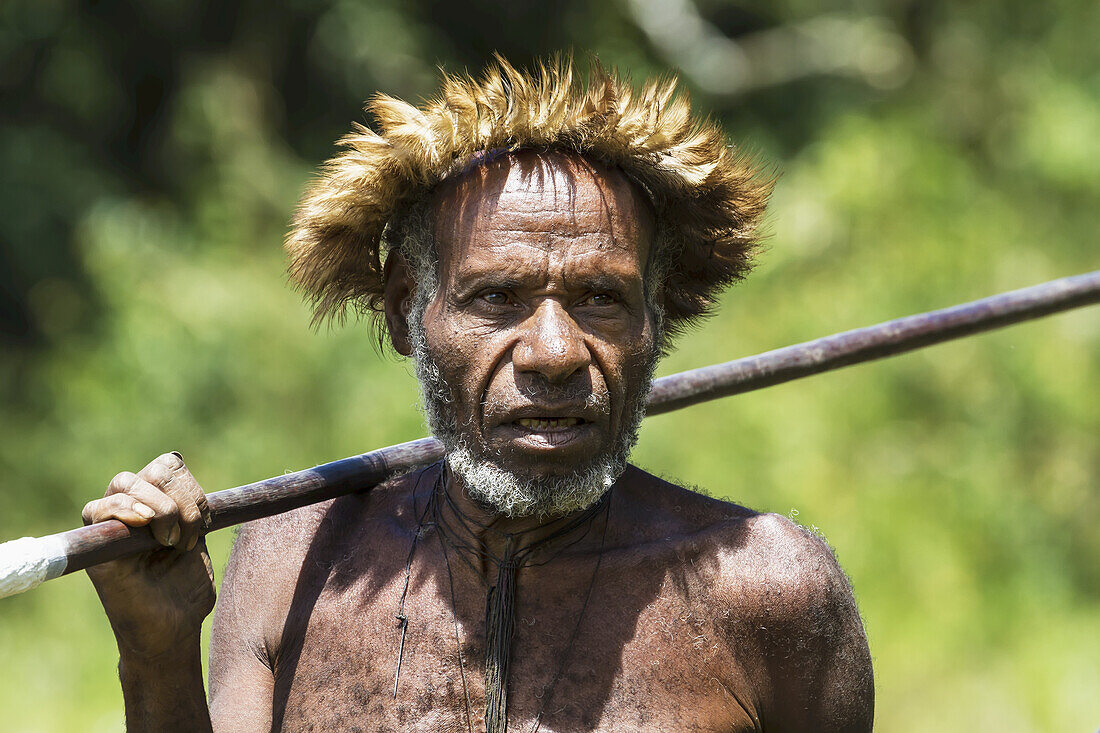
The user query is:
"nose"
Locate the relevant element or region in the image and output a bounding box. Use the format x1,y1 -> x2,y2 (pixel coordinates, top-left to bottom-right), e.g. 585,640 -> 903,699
511,300 -> 590,384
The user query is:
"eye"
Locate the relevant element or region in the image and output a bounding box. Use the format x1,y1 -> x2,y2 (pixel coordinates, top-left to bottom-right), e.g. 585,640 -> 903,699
583,292 -> 617,307
481,290 -> 511,306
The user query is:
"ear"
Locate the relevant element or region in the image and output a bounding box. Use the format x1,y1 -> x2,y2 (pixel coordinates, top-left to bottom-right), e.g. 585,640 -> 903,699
382,251 -> 415,356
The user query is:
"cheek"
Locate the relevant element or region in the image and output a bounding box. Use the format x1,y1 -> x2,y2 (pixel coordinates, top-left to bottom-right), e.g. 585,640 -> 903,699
424,309 -> 507,409
599,315 -> 657,371
589,343 -> 641,402
426,331 -> 472,386
602,328 -> 659,408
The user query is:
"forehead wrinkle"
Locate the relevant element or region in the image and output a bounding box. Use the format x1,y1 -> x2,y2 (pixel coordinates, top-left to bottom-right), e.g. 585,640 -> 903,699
441,150 -> 620,221
432,150 -> 653,277
471,232 -> 638,272
454,239 -> 643,295
472,187 -> 636,254
481,184 -> 616,235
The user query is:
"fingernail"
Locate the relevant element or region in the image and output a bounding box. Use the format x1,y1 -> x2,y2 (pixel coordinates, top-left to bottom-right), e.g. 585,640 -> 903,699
168,524 -> 180,546
133,502 -> 155,519
186,535 -> 197,552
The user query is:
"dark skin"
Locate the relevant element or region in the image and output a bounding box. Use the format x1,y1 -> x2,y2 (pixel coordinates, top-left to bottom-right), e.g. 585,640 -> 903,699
84,151 -> 873,732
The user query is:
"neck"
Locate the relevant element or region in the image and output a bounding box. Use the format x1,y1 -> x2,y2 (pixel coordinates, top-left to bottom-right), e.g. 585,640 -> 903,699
437,462 -> 607,564
421,460 -> 613,733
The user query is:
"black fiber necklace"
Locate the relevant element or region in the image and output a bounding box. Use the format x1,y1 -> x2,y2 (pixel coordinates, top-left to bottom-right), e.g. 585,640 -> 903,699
393,462 -> 610,733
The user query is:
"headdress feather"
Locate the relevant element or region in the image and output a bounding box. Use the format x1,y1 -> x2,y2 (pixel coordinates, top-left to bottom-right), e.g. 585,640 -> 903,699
287,54 -> 773,339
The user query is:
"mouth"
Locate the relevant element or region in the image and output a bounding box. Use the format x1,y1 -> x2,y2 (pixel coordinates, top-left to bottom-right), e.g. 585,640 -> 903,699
497,415 -> 598,451
513,417 -> 586,430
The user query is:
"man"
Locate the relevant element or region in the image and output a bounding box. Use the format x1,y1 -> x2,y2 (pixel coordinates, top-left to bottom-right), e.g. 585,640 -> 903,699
83,58 -> 873,732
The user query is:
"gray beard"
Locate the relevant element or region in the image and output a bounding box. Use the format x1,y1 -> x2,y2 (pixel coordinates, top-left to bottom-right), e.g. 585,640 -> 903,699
409,315 -> 658,518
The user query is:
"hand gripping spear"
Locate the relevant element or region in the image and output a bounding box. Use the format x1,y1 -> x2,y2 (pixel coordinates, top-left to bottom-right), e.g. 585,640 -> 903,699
1,269 -> 1097,599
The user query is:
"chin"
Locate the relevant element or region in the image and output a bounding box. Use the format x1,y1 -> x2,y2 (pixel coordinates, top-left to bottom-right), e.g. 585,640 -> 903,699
492,445 -> 608,479
447,444 -> 624,518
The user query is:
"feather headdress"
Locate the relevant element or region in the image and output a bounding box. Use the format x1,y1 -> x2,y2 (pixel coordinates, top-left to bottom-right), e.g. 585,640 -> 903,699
287,54 -> 772,339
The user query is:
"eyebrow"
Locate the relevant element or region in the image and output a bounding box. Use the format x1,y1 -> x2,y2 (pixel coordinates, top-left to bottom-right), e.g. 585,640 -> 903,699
449,271 -> 525,298
451,268 -> 639,299
447,247 -> 643,293
576,273 -> 633,293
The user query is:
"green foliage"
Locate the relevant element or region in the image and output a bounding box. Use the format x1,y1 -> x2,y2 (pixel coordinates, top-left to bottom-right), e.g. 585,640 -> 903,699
1,1 -> 1097,730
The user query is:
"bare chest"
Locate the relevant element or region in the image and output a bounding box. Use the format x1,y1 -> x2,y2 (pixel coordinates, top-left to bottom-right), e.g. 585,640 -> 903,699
271,532 -> 759,732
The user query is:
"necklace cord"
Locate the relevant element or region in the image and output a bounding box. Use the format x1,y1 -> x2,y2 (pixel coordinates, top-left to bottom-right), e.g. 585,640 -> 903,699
398,461 -> 612,733
438,519 -> 477,733
530,492 -> 610,733
433,470 -> 612,733
392,464 -> 438,698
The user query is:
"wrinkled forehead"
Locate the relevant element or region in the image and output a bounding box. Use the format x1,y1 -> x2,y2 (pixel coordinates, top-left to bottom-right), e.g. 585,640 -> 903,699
429,150 -> 655,261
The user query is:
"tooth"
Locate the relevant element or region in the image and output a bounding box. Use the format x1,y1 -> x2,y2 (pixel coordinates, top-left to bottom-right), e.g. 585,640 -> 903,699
514,417 -> 584,430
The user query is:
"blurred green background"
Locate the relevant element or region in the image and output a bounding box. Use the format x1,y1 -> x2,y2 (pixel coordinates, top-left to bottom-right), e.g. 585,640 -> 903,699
1,0 -> 1097,730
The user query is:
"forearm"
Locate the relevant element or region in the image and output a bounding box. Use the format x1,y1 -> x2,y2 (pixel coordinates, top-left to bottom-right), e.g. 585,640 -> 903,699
118,635 -> 213,733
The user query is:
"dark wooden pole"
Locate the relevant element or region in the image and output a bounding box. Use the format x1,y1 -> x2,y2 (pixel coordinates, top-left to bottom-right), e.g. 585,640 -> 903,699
646,269 -> 1100,415
1,269 -> 1097,598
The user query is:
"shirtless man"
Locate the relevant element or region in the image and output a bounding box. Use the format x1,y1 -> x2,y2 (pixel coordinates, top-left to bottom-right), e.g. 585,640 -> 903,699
82,59 -> 874,732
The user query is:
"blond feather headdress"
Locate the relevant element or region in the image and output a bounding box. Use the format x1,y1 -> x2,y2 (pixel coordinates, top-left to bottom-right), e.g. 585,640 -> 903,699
286,55 -> 772,339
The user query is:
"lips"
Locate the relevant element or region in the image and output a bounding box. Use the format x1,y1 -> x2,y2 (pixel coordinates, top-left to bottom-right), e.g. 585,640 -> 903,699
486,406 -> 603,453
496,399 -> 605,427
503,421 -> 592,451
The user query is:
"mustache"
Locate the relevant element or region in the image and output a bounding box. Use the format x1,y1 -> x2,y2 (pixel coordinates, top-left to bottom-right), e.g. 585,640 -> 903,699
481,382 -> 611,423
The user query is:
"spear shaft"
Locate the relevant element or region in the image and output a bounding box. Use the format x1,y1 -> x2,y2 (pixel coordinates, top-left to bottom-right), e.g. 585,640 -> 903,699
1,269 -> 1098,599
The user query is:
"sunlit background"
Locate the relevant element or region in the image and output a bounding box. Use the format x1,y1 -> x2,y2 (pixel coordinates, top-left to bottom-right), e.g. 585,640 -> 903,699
1,1 -> 1097,731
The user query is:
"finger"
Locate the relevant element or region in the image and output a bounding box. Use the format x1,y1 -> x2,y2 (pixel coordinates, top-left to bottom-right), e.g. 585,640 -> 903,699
105,471 -> 180,546
138,452 -> 209,552
82,493 -> 158,527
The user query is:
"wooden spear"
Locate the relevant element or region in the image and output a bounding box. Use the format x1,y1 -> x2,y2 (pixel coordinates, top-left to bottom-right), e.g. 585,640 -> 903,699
1,269 -> 1097,599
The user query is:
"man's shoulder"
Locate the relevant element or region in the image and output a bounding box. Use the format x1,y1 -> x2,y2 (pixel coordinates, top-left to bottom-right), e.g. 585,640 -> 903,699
715,511 -> 855,620
616,467 -> 873,726
213,471 -> 425,658
617,465 -> 855,617
613,464 -> 758,539
229,469 -> 421,563
683,492 -> 867,685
